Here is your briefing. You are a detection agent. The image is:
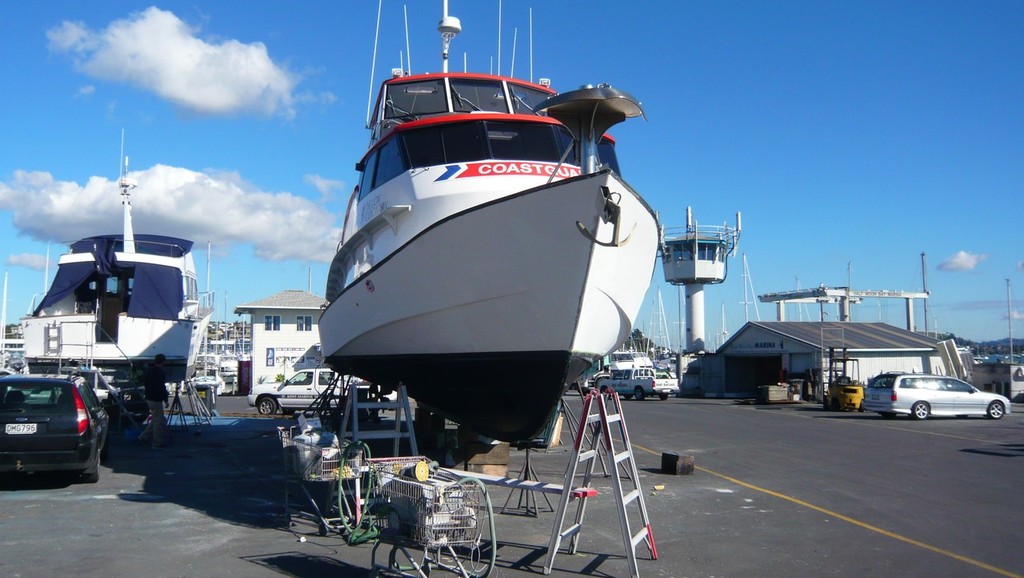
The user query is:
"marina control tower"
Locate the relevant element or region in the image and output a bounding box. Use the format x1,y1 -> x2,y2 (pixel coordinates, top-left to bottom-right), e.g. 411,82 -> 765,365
661,207 -> 741,352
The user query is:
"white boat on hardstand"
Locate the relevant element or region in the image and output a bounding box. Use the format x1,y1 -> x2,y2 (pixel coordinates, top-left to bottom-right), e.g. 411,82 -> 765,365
608,349 -> 655,371
318,5 -> 659,441
22,158 -> 213,383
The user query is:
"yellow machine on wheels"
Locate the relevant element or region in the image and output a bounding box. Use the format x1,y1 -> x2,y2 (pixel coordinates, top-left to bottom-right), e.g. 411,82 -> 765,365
825,376 -> 864,411
822,348 -> 864,412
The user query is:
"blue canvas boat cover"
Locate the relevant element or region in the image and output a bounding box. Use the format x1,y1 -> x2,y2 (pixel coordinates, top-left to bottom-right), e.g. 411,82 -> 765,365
34,234 -> 190,320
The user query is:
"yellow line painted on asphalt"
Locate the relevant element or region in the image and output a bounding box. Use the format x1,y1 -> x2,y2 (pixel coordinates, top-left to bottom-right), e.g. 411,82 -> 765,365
631,443 -> 1022,578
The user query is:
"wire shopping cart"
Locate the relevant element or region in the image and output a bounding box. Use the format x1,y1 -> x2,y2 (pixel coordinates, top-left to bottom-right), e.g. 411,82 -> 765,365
364,459 -> 496,578
279,426 -> 346,535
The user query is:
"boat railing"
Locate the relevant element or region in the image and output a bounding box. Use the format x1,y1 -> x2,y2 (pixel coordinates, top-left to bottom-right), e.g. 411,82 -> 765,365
193,291 -> 216,320
68,237 -> 191,258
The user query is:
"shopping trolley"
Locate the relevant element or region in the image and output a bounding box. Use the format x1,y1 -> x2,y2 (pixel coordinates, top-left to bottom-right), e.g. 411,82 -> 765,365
363,458 -> 496,578
279,426 -> 345,535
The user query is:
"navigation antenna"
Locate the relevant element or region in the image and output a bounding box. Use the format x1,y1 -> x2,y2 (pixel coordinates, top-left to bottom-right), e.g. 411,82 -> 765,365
404,4 -> 412,75
365,0 -> 384,128
118,130 -> 138,253
438,0 -> 461,73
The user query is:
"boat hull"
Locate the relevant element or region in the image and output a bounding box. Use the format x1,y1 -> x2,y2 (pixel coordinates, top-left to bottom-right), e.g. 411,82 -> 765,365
320,170 -> 658,441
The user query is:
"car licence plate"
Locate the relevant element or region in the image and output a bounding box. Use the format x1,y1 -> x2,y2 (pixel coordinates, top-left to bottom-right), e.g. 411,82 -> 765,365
5,423 -> 37,435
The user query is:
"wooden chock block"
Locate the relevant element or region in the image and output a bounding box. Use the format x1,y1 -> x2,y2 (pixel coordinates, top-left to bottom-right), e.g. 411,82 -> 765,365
661,452 -> 695,475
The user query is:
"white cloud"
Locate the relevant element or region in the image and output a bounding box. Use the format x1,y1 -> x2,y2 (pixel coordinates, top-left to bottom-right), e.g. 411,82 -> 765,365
937,250 -> 988,272
304,174 -> 346,203
47,7 -> 298,118
0,166 -> 340,263
1017,260 -> 1024,272
1011,310 -> 1024,321
5,253 -> 49,271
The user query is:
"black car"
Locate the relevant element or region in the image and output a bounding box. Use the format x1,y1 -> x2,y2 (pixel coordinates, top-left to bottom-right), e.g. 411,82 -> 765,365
0,375 -> 110,483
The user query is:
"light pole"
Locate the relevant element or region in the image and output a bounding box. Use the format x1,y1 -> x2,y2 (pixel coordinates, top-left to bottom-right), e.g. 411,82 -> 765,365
1007,279 -> 1014,363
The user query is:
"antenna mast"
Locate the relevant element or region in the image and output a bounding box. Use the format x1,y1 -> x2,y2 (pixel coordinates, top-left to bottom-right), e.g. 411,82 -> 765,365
118,130 -> 138,253
365,0 -> 384,128
510,28 -> 518,78
438,0 -> 462,73
404,4 -> 412,75
497,0 -> 502,76
529,8 -> 533,83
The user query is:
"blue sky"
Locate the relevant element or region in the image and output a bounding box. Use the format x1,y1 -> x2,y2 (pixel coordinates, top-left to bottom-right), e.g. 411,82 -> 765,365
1,1 -> 1022,344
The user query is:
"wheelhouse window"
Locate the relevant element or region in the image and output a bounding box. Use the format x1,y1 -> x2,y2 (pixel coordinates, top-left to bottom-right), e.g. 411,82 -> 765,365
185,277 -> 198,302
296,315 -> 313,332
597,138 -> 622,175
487,121 -> 566,161
384,79 -> 447,120
357,152 -> 376,200
403,120 -> 572,170
264,315 -> 281,331
449,79 -> 507,113
508,83 -> 552,114
372,138 -> 406,189
357,118 -> 600,198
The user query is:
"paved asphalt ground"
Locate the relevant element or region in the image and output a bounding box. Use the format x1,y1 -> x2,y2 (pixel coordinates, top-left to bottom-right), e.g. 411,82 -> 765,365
2,393 -> 1023,578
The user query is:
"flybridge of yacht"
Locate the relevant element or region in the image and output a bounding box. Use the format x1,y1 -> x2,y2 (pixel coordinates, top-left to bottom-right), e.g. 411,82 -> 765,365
69,234 -> 193,257
34,234 -> 198,321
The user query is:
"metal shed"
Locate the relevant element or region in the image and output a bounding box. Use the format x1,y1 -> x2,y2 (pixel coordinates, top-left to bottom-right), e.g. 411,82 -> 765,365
704,321 -> 941,399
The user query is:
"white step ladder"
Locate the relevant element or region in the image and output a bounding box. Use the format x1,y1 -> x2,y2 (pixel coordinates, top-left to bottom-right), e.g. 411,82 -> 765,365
544,390 -> 658,577
339,383 -> 418,457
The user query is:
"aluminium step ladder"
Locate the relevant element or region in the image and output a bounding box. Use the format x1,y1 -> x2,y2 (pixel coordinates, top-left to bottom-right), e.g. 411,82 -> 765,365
543,389 -> 657,577
339,382 -> 418,457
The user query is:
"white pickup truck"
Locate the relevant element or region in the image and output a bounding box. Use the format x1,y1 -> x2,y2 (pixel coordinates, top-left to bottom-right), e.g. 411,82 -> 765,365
247,368 -> 338,415
595,367 -> 679,400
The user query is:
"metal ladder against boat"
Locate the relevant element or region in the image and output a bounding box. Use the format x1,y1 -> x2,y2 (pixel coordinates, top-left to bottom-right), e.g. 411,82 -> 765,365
339,382 -> 418,457
543,389 -> 658,577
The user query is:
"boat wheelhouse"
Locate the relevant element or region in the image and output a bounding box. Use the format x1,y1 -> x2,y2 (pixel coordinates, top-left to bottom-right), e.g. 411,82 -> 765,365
327,73 -> 624,301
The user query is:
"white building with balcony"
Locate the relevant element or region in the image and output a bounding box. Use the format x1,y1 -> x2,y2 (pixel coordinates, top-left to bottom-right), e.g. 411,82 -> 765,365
234,290 -> 327,390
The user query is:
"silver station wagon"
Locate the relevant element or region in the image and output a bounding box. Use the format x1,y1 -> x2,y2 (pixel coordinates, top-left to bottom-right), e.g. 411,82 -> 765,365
862,372 -> 1011,420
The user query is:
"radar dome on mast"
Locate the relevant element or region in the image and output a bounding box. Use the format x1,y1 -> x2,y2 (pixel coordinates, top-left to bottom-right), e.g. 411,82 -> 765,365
438,1 -> 461,73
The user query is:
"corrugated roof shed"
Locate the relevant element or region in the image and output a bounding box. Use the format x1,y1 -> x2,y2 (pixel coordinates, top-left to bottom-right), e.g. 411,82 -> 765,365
744,321 -> 938,351
234,290 -> 327,313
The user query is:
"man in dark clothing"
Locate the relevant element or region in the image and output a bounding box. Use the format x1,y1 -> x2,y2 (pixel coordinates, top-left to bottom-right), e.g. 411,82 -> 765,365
139,354 -> 169,448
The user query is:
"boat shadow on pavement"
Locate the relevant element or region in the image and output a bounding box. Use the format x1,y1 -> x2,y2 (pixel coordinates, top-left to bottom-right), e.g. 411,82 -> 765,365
109,416 -> 378,576
0,415 -> 371,576
2,411 -> 660,577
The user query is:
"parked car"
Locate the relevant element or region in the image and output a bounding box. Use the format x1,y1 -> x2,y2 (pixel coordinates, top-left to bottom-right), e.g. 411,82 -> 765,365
862,372 -> 1010,420
192,374 -> 227,396
247,368 -> 339,415
0,374 -> 110,483
595,367 -> 679,400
